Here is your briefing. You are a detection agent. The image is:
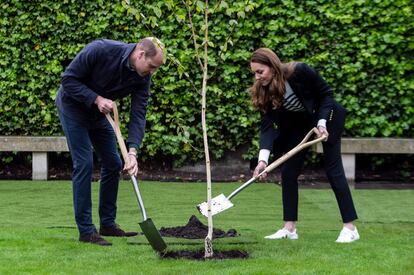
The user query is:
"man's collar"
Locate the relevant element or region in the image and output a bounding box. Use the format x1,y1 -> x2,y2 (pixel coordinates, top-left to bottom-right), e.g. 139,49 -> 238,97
126,58 -> 135,71
122,43 -> 137,70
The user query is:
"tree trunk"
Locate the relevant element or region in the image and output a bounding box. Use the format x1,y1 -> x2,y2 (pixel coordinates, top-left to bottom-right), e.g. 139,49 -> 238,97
201,0 -> 213,259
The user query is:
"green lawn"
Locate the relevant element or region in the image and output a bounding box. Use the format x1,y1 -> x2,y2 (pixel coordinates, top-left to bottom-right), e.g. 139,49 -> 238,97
0,180 -> 413,274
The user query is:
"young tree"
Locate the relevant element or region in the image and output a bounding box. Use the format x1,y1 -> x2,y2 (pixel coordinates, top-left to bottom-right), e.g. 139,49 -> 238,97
123,0 -> 256,259
198,0 -> 213,258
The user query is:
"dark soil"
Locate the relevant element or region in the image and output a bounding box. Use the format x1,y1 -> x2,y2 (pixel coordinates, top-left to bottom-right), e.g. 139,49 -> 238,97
159,215 -> 238,239
156,215 -> 246,260
160,249 -> 248,260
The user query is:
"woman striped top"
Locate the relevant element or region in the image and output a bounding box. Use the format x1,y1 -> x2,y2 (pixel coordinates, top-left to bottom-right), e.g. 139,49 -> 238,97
283,81 -> 305,112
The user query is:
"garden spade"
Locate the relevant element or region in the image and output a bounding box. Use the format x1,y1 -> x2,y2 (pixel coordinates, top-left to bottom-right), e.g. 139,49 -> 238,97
197,128 -> 327,217
105,103 -> 167,252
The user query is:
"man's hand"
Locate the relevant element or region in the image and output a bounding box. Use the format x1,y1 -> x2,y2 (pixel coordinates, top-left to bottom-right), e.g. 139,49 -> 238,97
317,125 -> 329,141
95,96 -> 113,114
253,160 -> 268,180
124,154 -> 138,176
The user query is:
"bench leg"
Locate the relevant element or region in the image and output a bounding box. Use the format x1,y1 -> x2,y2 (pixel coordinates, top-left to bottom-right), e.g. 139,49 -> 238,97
341,153 -> 355,187
32,152 -> 48,180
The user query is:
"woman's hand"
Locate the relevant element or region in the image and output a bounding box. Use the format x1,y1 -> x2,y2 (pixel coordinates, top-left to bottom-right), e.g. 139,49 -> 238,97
124,154 -> 138,176
317,126 -> 329,141
253,160 -> 268,180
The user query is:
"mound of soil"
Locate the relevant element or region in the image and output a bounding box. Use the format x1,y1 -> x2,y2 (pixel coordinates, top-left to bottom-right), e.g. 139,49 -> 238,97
159,215 -> 238,239
160,249 -> 248,260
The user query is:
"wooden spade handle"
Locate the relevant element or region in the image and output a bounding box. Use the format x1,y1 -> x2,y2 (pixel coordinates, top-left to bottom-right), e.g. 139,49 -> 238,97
105,102 -> 149,221
105,103 -> 130,165
226,127 -> 326,201
262,127 -> 327,175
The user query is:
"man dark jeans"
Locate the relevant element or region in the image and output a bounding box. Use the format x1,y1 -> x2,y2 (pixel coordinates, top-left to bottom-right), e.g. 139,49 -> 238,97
58,111 -> 121,235
56,38 -> 165,245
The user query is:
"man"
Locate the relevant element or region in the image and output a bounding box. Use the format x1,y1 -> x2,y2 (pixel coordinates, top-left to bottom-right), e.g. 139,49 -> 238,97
56,37 -> 165,246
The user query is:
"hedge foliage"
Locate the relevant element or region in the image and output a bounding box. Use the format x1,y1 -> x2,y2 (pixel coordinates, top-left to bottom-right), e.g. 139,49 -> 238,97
1,0 -> 413,165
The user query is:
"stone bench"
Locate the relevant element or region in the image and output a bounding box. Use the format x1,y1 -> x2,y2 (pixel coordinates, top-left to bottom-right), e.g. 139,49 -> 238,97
1,136 -> 413,182
316,138 -> 414,182
0,136 -> 68,180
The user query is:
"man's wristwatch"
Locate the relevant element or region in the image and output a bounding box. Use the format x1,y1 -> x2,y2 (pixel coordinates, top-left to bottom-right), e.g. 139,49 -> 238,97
128,148 -> 137,158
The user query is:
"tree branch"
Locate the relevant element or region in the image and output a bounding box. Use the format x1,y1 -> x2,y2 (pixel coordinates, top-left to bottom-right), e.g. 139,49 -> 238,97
183,0 -> 204,70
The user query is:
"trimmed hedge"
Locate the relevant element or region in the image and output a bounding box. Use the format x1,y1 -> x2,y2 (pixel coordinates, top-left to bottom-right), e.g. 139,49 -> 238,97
0,0 -> 413,165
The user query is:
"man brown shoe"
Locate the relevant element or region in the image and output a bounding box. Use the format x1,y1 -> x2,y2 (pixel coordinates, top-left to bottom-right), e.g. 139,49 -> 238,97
99,224 -> 138,237
79,230 -> 112,246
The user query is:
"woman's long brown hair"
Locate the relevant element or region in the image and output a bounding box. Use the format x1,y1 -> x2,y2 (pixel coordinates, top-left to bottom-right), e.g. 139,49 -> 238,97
250,48 -> 297,112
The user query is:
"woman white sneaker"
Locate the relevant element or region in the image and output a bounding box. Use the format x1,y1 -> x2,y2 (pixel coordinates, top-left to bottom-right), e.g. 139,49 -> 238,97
336,226 -> 360,243
265,221 -> 298,240
265,228 -> 298,240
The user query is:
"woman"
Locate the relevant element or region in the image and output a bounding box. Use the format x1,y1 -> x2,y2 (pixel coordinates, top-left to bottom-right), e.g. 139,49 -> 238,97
250,48 -> 359,243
